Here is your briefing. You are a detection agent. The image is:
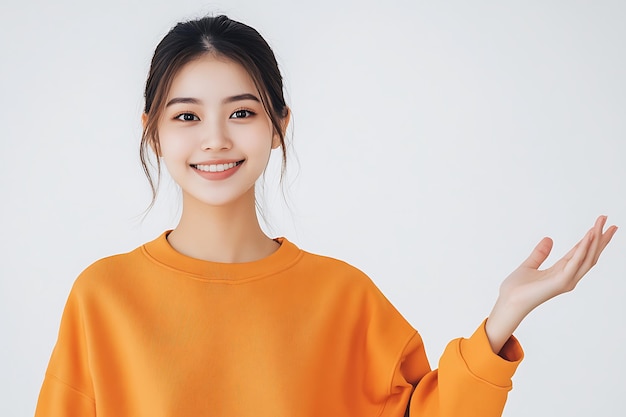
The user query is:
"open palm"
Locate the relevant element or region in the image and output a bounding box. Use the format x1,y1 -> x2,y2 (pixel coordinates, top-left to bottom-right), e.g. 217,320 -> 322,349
500,215 -> 617,315
486,215 -> 618,353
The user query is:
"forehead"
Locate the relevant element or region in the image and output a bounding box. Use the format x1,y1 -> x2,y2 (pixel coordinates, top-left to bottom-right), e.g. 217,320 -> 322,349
167,54 -> 258,100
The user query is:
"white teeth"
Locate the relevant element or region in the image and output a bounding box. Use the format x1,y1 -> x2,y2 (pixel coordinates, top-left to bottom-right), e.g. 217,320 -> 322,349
193,162 -> 239,172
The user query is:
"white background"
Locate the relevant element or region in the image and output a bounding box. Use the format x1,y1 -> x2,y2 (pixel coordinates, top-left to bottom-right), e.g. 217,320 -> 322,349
1,0 -> 625,415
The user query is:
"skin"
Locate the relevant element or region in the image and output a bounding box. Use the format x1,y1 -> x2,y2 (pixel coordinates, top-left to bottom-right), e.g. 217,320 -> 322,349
144,54 -> 618,355
486,215 -> 617,353
143,54 -> 289,263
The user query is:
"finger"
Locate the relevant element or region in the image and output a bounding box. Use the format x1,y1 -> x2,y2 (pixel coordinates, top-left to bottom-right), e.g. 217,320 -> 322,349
546,217 -> 616,290
562,228 -> 594,278
562,216 -> 606,262
588,215 -> 604,249
575,222 -> 603,279
580,216 -> 611,271
593,223 -> 619,266
598,224 -> 619,253
594,215 -> 617,253
521,237 -> 553,269
560,217 -> 615,284
585,215 -> 607,267
562,227 -> 593,262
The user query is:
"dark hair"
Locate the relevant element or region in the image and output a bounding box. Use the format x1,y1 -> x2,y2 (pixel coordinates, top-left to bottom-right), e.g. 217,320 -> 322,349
140,15 -> 289,208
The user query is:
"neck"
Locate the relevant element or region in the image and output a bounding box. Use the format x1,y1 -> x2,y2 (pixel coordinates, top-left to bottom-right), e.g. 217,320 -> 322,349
166,188 -> 279,263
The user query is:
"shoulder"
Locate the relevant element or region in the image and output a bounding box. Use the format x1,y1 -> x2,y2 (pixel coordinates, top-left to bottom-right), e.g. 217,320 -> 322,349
289,241 -> 406,317
71,244 -> 147,295
291,241 -> 418,351
293,243 -> 374,286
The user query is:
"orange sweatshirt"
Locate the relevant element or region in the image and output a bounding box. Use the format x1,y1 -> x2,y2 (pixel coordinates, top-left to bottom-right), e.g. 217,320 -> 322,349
36,232 -> 523,417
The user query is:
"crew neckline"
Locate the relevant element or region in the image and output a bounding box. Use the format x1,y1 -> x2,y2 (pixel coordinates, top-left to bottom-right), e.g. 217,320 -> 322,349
141,231 -> 303,282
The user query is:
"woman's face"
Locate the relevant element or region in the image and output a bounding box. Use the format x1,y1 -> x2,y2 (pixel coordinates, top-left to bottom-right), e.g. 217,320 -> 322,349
156,54 -> 280,207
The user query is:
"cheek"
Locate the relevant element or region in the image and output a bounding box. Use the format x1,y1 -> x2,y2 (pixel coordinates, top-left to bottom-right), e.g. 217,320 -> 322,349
244,122 -> 275,153
158,133 -> 194,172
159,126 -> 189,154
246,134 -> 274,164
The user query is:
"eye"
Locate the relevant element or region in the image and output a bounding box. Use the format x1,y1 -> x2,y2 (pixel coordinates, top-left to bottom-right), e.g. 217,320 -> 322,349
230,109 -> 255,119
175,113 -> 200,121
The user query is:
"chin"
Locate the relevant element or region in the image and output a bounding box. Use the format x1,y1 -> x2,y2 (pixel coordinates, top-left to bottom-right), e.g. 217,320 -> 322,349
184,187 -> 256,209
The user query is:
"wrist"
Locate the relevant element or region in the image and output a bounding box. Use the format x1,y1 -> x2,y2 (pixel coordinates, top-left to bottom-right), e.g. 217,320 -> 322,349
486,297 -> 526,354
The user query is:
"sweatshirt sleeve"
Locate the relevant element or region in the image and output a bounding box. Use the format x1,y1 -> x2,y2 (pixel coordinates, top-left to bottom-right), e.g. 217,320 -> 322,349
386,320 -> 523,417
35,283 -> 96,417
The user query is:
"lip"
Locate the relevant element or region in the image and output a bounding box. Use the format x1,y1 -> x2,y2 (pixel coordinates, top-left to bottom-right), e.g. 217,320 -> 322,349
190,159 -> 244,181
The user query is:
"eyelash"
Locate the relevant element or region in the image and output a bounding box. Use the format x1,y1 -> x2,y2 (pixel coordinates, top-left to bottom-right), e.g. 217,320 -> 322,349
230,108 -> 256,119
174,112 -> 199,122
173,109 -> 256,121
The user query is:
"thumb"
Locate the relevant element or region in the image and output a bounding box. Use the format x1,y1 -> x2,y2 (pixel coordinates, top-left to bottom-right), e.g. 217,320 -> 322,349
520,237 -> 553,270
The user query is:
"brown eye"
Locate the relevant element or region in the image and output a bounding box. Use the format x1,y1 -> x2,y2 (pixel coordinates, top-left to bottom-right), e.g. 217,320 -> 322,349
175,113 -> 200,121
231,109 -> 254,119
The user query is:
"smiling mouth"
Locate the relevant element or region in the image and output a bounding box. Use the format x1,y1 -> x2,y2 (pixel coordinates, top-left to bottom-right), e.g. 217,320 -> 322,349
190,160 -> 244,172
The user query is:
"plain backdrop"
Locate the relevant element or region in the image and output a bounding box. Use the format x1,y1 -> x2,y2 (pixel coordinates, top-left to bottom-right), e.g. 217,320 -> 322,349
1,0 -> 625,415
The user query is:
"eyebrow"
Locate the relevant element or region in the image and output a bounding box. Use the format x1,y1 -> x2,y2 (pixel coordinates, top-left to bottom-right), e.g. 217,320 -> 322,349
165,93 -> 260,107
223,93 -> 260,104
165,97 -> 200,107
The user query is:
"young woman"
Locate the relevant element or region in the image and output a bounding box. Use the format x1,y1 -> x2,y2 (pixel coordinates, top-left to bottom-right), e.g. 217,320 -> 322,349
35,15 -> 617,417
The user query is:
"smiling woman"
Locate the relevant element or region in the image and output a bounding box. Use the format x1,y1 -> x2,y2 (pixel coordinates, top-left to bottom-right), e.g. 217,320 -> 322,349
139,16 -> 290,213
32,12 -> 618,417
156,56 -> 281,206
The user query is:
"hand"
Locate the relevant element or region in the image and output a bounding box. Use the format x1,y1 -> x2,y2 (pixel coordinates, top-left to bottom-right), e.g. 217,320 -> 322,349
486,215 -> 618,354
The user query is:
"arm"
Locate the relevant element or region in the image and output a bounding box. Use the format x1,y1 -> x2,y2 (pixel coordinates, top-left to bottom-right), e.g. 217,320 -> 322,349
486,215 -> 618,354
405,322 -> 524,417
35,284 -> 96,417
396,216 -> 616,417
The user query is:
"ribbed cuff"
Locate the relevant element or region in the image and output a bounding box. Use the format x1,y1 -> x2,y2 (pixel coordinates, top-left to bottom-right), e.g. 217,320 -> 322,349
458,319 -> 524,388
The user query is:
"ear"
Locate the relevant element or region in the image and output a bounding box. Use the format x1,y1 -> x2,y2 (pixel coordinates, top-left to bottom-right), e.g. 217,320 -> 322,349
271,107 -> 291,149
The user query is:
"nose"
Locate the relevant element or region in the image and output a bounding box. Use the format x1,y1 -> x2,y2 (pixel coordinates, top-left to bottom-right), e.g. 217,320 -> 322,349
200,119 -> 231,150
